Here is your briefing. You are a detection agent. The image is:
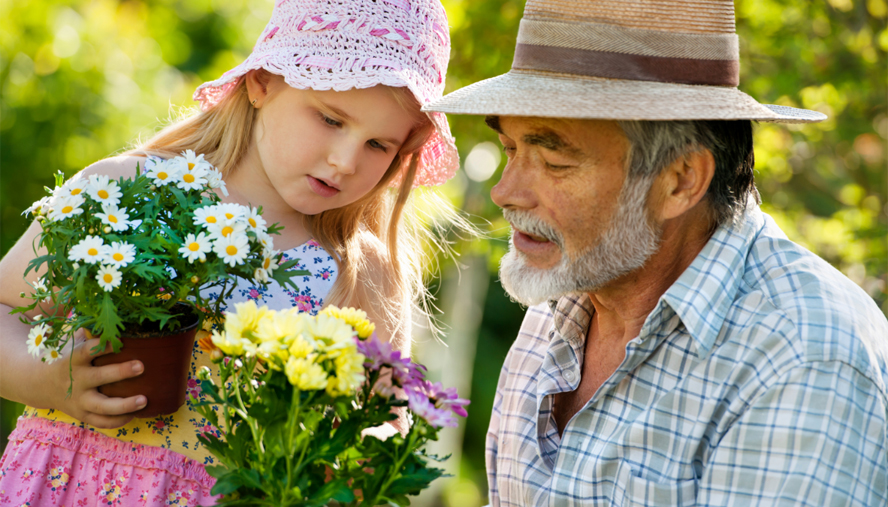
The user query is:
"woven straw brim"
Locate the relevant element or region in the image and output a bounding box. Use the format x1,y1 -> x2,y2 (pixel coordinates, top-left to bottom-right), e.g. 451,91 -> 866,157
424,70 -> 825,123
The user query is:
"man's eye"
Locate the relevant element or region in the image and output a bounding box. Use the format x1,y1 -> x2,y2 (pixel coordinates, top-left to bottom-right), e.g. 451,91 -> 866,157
502,146 -> 516,156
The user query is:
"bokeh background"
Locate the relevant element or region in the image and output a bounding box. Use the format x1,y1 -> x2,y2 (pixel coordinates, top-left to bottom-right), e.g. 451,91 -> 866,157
2,0 -> 886,505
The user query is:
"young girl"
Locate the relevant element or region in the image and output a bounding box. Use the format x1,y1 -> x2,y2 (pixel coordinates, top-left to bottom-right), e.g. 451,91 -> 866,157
0,0 -> 460,503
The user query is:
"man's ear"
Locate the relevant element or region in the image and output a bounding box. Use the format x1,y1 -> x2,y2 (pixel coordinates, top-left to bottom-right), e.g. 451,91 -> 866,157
653,148 -> 716,221
245,69 -> 275,108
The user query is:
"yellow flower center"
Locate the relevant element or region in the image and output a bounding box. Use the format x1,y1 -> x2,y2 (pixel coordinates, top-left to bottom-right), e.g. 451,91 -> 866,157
188,162 -> 195,171
225,213 -> 235,220
206,216 -> 217,224
221,226 -> 234,237
103,274 -> 113,283
158,171 -> 168,180
188,242 -> 200,252
71,188 -> 82,195
87,248 -> 98,256
113,253 -> 124,261
184,174 -> 195,183
226,245 -> 238,256
249,218 -> 257,228
35,335 -> 43,346
108,215 -> 118,223
50,350 -> 59,358
98,189 -> 109,199
263,258 -> 271,269
62,206 -> 73,214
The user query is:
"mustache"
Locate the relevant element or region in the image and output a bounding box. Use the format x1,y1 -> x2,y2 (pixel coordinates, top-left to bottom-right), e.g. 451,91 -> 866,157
502,209 -> 564,249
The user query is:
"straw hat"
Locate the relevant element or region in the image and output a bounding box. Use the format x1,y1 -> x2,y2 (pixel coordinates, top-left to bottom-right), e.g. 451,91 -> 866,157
424,0 -> 825,123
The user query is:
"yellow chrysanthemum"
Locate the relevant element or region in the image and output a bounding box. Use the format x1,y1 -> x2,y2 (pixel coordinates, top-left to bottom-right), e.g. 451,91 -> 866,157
285,356 -> 328,391
321,306 -> 375,339
210,329 -> 247,356
255,308 -> 306,345
224,300 -> 270,343
325,347 -> 366,397
288,335 -> 314,360
308,313 -> 357,355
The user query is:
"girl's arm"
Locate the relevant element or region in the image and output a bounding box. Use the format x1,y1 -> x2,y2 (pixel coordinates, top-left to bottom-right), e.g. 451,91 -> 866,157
0,156 -> 150,428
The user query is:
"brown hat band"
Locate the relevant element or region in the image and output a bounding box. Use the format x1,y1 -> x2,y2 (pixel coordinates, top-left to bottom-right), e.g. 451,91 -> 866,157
512,18 -> 740,87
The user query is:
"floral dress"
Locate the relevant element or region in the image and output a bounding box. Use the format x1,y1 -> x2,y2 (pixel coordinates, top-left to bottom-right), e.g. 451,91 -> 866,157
0,240 -> 337,506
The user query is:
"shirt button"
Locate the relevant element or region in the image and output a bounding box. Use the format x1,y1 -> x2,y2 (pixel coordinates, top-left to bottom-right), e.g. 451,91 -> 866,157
562,369 -> 577,382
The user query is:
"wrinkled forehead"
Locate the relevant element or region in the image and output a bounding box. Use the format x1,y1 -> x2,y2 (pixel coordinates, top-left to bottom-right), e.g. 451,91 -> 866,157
486,115 -> 630,158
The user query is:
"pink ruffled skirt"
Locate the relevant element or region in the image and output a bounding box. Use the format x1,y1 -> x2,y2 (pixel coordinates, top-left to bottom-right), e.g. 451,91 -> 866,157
0,417 -> 220,506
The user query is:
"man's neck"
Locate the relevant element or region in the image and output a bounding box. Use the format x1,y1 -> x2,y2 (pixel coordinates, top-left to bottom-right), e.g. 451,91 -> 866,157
587,208 -> 715,345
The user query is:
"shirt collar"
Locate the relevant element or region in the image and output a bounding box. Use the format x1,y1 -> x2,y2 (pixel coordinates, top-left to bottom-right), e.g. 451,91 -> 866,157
658,206 -> 764,354
545,206 -> 765,353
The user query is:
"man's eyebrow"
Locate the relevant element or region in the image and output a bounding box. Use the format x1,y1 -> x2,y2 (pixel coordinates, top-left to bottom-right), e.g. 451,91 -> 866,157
523,131 -> 583,157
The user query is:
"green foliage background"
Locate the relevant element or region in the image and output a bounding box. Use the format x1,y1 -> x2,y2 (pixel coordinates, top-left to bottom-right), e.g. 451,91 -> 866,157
2,1 -> 886,504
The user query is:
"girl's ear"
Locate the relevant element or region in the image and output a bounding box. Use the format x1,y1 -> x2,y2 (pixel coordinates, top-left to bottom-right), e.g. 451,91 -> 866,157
245,69 -> 274,108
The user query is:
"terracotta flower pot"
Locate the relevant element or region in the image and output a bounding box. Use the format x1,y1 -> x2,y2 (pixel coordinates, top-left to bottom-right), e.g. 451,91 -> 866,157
91,309 -> 200,418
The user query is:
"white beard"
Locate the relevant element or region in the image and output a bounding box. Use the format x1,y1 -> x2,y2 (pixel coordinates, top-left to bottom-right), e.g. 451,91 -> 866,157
499,177 -> 661,306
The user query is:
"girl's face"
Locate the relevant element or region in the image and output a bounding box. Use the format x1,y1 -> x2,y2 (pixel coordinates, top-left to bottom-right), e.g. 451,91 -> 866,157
249,79 -> 418,216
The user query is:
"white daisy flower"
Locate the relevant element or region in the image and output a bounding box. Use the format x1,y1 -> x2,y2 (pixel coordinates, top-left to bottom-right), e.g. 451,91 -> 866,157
32,278 -> 52,303
207,220 -> 248,242
26,323 -> 51,358
94,205 -> 132,232
178,149 -> 213,174
86,175 -> 122,206
23,196 -> 52,217
178,232 -> 212,263
205,168 -> 229,196
54,176 -> 89,199
245,207 -> 267,232
253,267 -> 269,283
215,203 -> 246,223
261,250 -> 280,277
256,231 -> 275,254
96,264 -> 122,292
176,164 -> 208,192
213,233 -> 250,267
44,347 -> 63,364
104,241 -> 136,268
145,159 -> 181,186
192,206 -> 223,229
48,195 -> 85,222
69,235 -> 106,264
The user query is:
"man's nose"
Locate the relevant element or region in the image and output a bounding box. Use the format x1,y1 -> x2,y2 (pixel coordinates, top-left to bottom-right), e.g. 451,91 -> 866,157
491,158 -> 536,210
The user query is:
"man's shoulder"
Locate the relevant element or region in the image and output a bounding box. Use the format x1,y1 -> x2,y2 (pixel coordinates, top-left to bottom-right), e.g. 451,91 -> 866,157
733,214 -> 888,386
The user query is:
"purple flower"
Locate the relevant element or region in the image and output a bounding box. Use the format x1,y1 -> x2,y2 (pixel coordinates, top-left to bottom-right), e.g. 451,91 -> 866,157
405,379 -> 470,428
356,334 -> 423,386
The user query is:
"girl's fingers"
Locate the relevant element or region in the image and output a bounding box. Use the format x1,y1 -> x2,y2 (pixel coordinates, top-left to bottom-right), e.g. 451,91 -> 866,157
81,390 -> 147,420
86,360 -> 144,389
79,411 -> 138,430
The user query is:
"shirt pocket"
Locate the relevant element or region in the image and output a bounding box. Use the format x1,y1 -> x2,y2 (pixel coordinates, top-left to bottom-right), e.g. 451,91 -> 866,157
611,460 -> 697,507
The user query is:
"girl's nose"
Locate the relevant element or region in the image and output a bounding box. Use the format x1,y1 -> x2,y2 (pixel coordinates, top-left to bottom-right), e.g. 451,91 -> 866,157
327,140 -> 360,176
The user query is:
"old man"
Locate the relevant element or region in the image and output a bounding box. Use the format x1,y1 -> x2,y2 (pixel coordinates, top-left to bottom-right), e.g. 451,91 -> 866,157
426,0 -> 888,505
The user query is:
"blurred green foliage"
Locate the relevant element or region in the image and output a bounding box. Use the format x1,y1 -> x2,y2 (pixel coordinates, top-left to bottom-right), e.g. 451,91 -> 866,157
2,1 -> 885,504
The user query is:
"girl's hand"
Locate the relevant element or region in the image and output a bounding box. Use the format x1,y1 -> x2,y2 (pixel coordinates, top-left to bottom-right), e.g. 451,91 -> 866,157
48,331 -> 148,428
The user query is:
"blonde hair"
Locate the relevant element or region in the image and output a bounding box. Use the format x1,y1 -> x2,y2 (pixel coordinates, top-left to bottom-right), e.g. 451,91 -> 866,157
129,76 -> 451,347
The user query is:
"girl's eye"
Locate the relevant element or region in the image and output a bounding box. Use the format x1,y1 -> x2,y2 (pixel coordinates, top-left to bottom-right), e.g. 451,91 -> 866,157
367,139 -> 388,153
320,113 -> 341,127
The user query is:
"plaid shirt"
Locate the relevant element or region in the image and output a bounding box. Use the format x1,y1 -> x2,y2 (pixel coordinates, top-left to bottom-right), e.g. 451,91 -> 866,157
487,206 -> 888,506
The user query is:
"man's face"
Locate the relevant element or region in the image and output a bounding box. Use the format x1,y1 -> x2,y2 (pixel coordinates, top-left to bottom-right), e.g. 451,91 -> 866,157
490,116 -> 661,305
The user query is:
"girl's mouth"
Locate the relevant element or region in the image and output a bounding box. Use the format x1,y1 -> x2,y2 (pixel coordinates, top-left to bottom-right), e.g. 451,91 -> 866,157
307,176 -> 341,197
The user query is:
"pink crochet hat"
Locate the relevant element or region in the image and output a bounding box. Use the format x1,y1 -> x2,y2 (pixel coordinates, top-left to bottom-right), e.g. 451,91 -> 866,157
193,0 -> 459,187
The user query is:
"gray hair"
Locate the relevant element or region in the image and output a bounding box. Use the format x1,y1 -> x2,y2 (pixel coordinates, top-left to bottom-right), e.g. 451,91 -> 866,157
616,120 -> 759,228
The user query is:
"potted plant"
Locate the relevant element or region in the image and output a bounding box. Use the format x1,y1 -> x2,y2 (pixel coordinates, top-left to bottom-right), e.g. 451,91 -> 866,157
14,151 -> 306,417
192,302 -> 470,505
